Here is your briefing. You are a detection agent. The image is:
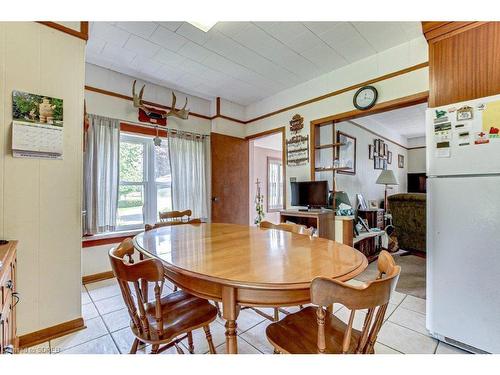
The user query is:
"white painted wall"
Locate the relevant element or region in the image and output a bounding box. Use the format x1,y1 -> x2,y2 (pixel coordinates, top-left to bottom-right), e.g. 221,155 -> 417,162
245,67 -> 429,207
408,148 -> 426,173
0,22 -> 85,335
335,121 -> 408,208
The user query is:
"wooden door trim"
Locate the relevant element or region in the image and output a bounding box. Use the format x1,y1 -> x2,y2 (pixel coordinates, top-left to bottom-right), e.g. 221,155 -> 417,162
247,127 -> 286,212
37,21 -> 89,41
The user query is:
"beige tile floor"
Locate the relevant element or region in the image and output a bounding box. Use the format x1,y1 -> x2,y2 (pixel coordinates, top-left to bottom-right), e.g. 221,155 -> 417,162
23,278 -> 470,355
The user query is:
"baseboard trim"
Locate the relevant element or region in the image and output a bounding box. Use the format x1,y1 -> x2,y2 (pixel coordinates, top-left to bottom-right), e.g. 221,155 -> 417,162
82,271 -> 114,285
19,317 -> 85,348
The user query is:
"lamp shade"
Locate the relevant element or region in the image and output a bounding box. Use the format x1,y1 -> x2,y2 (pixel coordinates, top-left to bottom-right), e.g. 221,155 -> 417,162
376,170 -> 398,185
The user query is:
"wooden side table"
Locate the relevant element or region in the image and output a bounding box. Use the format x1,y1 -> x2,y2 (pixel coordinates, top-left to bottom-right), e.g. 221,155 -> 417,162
279,210 -> 335,240
358,209 -> 384,229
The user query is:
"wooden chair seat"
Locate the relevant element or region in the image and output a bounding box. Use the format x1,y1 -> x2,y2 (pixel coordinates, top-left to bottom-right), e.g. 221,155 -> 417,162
135,290 -> 218,343
266,306 -> 371,354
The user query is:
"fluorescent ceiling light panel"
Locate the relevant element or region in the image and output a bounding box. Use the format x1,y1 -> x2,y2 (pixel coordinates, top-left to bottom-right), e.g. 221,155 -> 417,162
188,21 -> 217,32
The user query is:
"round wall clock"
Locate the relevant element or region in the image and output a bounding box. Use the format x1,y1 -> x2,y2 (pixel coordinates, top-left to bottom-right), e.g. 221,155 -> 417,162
353,86 -> 378,110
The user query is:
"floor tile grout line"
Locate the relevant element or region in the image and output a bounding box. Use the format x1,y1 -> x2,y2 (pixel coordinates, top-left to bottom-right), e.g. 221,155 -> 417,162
385,320 -> 435,341
376,342 -> 405,354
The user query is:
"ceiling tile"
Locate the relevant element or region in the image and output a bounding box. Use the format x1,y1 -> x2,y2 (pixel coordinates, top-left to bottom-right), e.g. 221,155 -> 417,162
86,36 -> 106,55
318,23 -> 377,62
177,42 -> 213,62
87,21 -> 424,106
124,35 -> 161,58
158,22 -> 183,32
303,21 -> 343,35
115,22 -> 158,39
91,22 -> 130,47
175,22 -> 212,45
300,44 -> 347,71
351,22 -> 409,52
101,43 -> 136,64
154,48 -> 186,66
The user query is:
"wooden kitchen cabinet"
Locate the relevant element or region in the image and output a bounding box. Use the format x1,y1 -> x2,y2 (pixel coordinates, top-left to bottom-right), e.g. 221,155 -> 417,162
0,240 -> 18,354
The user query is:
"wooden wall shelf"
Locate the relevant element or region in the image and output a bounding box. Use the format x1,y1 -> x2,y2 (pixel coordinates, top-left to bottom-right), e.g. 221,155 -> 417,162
314,143 -> 345,150
315,167 -> 351,172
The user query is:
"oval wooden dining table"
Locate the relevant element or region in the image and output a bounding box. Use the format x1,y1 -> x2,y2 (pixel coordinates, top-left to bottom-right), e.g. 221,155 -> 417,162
133,222 -> 368,354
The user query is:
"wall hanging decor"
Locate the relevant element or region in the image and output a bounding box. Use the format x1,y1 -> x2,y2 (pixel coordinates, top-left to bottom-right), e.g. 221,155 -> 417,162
398,154 -> 405,168
12,90 -> 64,159
336,131 -> 356,175
132,80 -> 189,126
372,138 -> 388,170
286,134 -> 309,166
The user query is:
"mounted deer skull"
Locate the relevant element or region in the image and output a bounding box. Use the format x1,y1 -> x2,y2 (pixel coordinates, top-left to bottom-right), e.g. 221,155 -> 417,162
132,80 -> 190,125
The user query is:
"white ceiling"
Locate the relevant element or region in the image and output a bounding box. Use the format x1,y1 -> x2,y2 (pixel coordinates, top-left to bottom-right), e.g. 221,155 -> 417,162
355,102 -> 428,139
87,22 -> 423,105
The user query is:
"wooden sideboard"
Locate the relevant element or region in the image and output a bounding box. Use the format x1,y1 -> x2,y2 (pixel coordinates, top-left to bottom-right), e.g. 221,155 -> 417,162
280,210 -> 335,240
0,241 -> 18,354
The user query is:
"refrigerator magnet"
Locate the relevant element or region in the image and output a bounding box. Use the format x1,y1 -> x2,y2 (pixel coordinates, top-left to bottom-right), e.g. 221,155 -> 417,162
457,106 -> 474,121
474,132 -> 490,144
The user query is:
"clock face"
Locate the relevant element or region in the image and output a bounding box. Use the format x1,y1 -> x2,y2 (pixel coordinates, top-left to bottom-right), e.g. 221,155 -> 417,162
354,86 -> 378,110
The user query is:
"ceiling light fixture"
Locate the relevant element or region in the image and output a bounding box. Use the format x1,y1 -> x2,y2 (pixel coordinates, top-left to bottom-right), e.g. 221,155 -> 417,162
188,21 -> 217,33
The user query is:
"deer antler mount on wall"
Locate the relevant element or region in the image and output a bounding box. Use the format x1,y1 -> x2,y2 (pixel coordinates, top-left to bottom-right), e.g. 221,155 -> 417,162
132,80 -> 190,125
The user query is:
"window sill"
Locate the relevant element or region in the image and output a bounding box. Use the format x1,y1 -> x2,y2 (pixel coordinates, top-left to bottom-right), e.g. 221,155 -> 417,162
82,229 -> 143,248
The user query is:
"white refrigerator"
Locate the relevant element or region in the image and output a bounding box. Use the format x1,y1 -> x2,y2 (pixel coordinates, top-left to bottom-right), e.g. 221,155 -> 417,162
426,94 -> 500,353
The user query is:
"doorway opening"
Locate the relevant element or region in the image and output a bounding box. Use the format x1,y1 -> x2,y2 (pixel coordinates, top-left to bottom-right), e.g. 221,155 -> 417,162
248,129 -> 285,226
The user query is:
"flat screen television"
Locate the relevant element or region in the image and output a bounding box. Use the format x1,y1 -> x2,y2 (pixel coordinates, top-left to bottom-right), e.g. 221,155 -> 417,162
290,181 -> 329,208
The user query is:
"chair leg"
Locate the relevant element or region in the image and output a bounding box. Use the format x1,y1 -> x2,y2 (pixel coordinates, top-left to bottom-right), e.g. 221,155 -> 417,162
187,331 -> 195,354
130,338 -> 140,354
215,301 -> 222,318
273,308 -> 280,322
175,343 -> 184,354
203,325 -> 216,354
173,285 -> 178,292
151,344 -> 160,354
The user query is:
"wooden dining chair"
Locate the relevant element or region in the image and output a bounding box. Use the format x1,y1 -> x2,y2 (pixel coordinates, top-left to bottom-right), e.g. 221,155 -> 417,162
159,209 -> 192,223
144,219 -> 221,317
109,238 -> 218,354
145,218 -> 202,232
266,250 -> 401,354
260,220 -> 314,236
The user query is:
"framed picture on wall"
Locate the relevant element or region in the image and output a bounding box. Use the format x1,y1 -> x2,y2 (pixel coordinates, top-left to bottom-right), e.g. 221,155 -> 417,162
336,131 -> 356,175
368,144 -> 374,160
388,151 -> 392,164
398,154 -> 405,168
383,143 -> 388,157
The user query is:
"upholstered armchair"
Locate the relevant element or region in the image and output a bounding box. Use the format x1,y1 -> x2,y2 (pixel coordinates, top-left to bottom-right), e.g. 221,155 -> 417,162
387,193 -> 426,254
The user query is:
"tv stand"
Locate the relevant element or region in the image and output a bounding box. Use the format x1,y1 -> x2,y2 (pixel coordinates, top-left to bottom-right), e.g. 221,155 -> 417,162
279,209 -> 335,240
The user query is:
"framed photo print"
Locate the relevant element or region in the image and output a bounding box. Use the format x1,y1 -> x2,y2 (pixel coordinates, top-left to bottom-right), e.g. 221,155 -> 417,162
368,144 -> 374,160
398,154 -> 404,168
336,131 -> 356,175
388,151 -> 392,164
383,143 -> 388,157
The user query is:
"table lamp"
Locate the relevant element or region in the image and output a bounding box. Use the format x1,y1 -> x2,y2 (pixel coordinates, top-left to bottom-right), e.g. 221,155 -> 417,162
376,170 -> 398,212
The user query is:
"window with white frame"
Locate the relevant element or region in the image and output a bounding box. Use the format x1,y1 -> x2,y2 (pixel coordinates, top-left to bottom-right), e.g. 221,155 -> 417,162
267,157 -> 284,212
117,133 -> 172,229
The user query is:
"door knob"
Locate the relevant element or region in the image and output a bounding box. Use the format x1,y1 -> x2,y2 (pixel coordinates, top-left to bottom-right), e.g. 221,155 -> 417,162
211,197 -> 219,202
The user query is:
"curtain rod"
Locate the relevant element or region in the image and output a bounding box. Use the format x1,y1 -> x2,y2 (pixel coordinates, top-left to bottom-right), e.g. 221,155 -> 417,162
90,113 -> 210,138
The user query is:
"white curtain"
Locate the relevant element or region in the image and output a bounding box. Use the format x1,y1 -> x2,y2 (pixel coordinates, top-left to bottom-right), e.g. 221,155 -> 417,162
168,133 -> 209,220
83,114 -> 120,234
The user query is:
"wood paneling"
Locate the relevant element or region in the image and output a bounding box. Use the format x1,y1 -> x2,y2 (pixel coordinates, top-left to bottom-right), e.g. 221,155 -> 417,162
211,133 -> 249,225
18,317 -> 85,349
427,22 -> 500,107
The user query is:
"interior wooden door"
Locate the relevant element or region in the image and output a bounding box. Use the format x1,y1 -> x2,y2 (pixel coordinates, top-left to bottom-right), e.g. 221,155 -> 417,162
211,133 -> 249,224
